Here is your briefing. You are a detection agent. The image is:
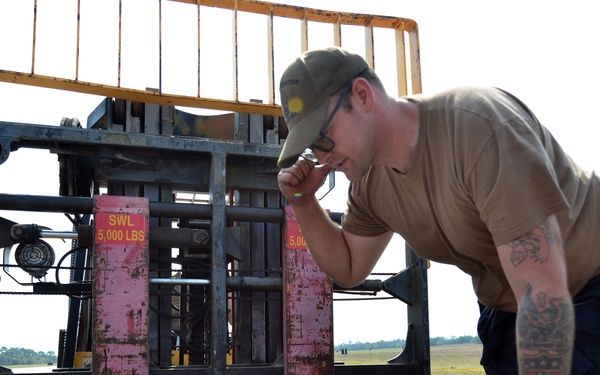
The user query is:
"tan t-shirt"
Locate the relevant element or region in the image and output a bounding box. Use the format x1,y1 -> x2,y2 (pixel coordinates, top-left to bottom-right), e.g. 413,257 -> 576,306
342,86 -> 600,312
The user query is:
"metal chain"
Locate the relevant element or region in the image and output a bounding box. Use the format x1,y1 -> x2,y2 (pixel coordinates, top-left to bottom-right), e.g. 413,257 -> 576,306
0,290 -> 66,295
334,297 -> 395,302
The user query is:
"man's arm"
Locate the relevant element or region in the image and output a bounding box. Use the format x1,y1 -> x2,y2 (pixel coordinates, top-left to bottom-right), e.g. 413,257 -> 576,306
496,215 -> 574,374
278,158 -> 393,287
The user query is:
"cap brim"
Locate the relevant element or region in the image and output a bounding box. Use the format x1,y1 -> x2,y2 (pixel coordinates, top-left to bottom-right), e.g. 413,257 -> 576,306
277,98 -> 330,168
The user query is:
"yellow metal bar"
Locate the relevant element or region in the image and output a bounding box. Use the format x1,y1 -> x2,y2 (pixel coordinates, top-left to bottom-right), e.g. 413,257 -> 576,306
333,14 -> 341,47
76,0 -> 81,81
267,5 -> 275,105
408,26 -> 422,94
159,0 -> 163,93
31,0 -> 37,74
0,70 -> 283,116
365,18 -> 375,69
232,0 -> 239,101
197,0 -> 201,97
173,0 -> 418,31
395,22 -> 407,97
301,10 -> 308,52
2,0 -> 421,117
118,0 -> 122,88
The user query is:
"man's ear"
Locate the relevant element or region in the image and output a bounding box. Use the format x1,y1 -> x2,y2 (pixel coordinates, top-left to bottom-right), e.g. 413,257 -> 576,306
351,77 -> 375,112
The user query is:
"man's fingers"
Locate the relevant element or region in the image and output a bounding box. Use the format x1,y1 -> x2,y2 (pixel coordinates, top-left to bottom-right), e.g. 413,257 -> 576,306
314,164 -> 334,179
278,158 -> 332,192
281,158 -> 313,183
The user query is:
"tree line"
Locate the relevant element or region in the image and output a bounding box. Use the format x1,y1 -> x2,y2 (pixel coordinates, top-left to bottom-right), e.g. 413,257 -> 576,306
335,335 -> 481,351
1,336 -> 480,365
0,347 -> 57,366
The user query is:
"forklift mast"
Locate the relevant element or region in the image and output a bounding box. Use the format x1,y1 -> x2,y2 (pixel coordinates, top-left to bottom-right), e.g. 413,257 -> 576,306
0,1 -> 428,374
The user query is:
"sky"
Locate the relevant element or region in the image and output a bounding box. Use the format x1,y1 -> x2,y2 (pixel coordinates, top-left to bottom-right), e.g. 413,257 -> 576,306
1,0 -> 599,355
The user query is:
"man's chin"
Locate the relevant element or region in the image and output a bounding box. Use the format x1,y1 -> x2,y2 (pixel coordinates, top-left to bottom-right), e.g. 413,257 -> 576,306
342,169 -> 360,184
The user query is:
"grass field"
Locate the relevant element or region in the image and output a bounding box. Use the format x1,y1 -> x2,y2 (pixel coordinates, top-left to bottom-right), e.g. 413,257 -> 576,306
5,346 -> 484,374
335,344 -> 485,375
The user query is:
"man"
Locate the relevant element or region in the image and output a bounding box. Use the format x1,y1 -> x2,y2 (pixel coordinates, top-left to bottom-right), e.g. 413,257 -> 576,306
276,47 -> 600,374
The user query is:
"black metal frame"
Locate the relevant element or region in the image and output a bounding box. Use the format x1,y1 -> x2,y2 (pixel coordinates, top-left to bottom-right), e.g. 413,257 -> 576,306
0,97 -> 430,374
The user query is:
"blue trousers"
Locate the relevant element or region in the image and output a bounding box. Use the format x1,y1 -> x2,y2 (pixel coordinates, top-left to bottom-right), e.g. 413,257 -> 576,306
478,275 -> 600,374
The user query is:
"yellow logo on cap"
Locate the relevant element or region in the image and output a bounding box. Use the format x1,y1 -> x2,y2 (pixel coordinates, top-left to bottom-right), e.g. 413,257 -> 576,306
288,97 -> 304,113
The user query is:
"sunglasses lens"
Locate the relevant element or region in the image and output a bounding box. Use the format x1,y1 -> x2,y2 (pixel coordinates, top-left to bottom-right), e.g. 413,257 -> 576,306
312,136 -> 333,152
301,148 -> 318,163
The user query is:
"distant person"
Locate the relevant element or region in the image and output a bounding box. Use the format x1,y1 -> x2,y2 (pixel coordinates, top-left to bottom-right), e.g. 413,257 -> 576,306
276,47 -> 600,374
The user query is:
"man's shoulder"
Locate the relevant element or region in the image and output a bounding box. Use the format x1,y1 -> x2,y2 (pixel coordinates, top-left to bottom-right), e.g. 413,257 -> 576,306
410,85 -> 504,107
412,86 -> 535,130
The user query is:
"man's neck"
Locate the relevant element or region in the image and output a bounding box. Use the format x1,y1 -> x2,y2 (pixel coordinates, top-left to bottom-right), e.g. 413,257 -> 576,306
376,98 -> 420,175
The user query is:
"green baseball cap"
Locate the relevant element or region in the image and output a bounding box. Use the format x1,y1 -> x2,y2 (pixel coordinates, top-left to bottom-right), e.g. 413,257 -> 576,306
277,47 -> 369,168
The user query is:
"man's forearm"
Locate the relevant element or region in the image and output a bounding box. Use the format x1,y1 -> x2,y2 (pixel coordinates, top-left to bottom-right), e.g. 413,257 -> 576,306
516,283 -> 574,374
290,197 -> 352,280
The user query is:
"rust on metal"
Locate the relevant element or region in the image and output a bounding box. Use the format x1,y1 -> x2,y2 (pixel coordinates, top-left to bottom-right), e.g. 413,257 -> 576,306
283,206 -> 334,374
92,196 -> 150,374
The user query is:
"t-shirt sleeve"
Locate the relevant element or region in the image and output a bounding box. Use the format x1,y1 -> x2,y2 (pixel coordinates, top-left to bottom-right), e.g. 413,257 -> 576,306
468,118 -> 568,246
341,180 -> 390,237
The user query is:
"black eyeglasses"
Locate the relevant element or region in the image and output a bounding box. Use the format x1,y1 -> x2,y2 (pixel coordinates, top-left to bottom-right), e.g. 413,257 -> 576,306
309,86 -> 351,153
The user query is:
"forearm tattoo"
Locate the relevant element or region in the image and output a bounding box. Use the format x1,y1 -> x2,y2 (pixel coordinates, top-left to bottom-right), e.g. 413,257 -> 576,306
508,219 -> 560,267
518,284 -> 574,373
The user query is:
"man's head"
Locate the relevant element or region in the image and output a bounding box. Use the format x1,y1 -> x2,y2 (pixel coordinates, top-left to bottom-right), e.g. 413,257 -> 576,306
277,47 -> 369,168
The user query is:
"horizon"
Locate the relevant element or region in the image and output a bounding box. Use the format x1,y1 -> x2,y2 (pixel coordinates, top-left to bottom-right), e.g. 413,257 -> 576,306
0,332 -> 482,355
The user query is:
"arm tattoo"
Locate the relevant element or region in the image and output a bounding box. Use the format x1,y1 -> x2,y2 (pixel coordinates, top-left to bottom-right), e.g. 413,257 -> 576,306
508,219 -> 560,267
517,284 -> 574,373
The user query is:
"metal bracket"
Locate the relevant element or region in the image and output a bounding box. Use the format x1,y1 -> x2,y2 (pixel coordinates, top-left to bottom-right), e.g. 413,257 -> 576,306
382,265 -> 416,305
0,216 -> 18,248
0,137 -> 12,165
387,324 -> 416,364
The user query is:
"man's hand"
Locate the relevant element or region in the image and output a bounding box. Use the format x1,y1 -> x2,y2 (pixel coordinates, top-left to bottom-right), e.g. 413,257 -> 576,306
277,157 -> 334,206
